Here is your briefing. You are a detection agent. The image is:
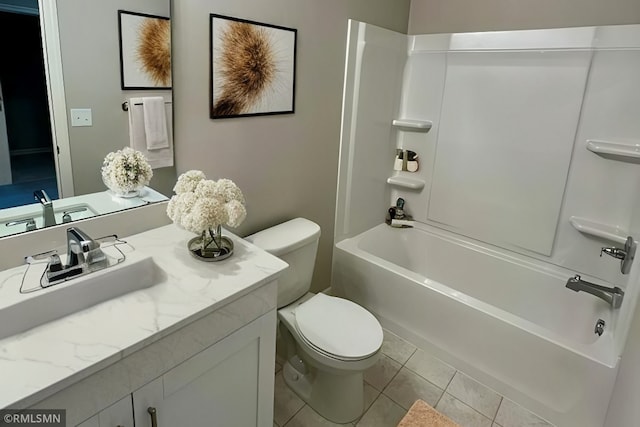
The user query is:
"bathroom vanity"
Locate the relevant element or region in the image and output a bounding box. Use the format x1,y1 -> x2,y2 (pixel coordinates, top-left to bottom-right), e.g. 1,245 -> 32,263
0,215 -> 288,426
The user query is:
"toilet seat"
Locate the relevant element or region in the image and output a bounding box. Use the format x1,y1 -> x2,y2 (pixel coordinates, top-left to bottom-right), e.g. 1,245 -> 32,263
293,293 -> 383,361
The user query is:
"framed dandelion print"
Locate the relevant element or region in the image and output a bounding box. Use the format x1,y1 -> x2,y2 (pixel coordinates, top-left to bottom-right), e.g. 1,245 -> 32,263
118,10 -> 172,90
210,14 -> 297,119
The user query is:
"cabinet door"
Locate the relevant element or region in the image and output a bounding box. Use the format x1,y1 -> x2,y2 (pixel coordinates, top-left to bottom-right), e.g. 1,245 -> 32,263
133,311 -> 276,427
76,395 -> 133,427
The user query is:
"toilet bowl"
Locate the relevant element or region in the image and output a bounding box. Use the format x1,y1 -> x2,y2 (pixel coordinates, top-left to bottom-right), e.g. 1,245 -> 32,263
245,218 -> 383,423
278,293 -> 383,423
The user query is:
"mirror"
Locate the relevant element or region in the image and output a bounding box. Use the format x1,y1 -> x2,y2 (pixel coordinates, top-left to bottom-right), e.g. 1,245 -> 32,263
0,0 -> 176,238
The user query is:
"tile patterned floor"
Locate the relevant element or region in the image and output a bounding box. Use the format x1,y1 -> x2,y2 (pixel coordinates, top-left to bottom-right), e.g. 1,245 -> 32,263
273,329 -> 555,427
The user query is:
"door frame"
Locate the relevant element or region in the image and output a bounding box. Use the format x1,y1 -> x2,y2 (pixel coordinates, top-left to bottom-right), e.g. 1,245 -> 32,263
0,78 -> 11,185
37,0 -> 74,198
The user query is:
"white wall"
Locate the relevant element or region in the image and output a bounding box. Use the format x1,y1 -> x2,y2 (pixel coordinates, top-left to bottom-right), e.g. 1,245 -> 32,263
171,0 -> 410,292
408,0 -> 640,34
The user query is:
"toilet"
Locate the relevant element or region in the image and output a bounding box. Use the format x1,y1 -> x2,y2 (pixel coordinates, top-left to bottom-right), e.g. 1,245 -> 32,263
246,218 -> 383,423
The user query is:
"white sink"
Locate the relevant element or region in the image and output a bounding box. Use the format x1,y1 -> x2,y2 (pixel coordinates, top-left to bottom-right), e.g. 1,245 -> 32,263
0,253 -> 166,340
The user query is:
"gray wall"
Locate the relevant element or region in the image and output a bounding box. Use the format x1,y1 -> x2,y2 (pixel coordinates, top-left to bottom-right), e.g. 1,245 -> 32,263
57,0 -> 176,197
408,0 -> 640,34
172,0 -> 410,292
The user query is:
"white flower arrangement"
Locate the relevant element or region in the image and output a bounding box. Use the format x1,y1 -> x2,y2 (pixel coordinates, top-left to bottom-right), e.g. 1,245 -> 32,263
101,147 -> 153,194
167,170 -> 247,234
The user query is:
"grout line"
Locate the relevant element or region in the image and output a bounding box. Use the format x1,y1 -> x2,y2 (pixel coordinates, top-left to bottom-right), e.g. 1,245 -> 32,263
282,403 -> 306,427
493,396 -> 504,422
443,392 -> 494,424
434,370 -> 457,409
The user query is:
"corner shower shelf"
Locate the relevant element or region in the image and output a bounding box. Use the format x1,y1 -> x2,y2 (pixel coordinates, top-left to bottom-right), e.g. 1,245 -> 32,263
586,140 -> 640,163
569,216 -> 630,245
392,119 -> 432,131
386,176 -> 425,190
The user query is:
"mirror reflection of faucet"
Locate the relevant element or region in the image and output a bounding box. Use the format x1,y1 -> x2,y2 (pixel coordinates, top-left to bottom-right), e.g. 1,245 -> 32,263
34,189 -> 56,227
62,207 -> 89,223
5,217 -> 37,232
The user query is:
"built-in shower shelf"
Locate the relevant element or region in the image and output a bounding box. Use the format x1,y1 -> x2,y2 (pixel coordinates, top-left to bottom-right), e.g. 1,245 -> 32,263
387,176 -> 425,190
392,119 -> 432,131
586,140 -> 640,163
569,216 -> 630,245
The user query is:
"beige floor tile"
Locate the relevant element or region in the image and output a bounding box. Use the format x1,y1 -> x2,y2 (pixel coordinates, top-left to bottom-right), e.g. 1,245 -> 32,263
284,405 -> 352,427
353,383 -> 382,425
274,372 -> 305,426
364,382 -> 381,412
436,393 -> 493,427
405,348 -> 456,389
364,354 -> 402,391
356,394 -> 407,427
494,398 -> 553,427
383,367 -> 444,409
446,372 -> 502,419
381,330 -> 417,364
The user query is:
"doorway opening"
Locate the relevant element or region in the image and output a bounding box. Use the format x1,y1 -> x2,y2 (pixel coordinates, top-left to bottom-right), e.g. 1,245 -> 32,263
0,9 -> 58,209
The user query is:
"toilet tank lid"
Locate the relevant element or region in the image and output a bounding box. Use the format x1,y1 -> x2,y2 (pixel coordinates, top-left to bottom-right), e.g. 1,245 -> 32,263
245,218 -> 321,256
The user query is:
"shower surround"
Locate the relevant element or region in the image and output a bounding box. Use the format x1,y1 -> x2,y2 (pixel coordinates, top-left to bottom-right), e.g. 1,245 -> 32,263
333,22 -> 640,427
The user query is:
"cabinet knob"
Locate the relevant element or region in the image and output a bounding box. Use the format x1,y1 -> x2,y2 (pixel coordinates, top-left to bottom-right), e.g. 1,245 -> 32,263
147,407 -> 158,427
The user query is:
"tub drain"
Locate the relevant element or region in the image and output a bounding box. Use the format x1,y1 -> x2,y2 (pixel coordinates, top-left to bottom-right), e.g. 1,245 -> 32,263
594,319 -> 605,336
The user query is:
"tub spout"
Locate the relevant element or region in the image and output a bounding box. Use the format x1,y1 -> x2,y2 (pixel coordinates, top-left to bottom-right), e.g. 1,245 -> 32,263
565,275 -> 624,309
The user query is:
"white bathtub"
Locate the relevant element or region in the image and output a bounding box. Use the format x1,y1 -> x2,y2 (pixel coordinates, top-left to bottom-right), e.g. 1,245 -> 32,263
333,223 -> 620,427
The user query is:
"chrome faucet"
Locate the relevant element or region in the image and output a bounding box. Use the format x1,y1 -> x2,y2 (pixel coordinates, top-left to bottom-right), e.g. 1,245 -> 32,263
65,227 -> 106,268
565,274 -> 624,309
34,189 -> 56,227
601,236 -> 636,275
43,227 -> 107,285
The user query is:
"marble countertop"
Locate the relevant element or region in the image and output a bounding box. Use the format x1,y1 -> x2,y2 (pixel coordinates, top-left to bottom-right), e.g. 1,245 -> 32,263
0,224 -> 288,409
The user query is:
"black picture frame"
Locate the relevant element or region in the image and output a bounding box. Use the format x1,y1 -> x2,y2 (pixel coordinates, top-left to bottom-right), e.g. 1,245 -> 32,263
118,10 -> 172,90
210,14 -> 297,119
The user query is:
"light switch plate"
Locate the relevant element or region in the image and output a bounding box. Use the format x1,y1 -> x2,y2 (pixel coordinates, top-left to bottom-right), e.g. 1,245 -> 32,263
70,108 -> 92,127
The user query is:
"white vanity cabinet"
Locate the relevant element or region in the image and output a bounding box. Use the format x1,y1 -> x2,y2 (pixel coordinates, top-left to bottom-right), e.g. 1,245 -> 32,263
76,395 -> 133,427
132,312 -> 275,427
70,310 -> 276,427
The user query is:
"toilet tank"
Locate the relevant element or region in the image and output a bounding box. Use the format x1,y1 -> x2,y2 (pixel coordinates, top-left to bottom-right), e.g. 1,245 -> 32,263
245,218 -> 321,308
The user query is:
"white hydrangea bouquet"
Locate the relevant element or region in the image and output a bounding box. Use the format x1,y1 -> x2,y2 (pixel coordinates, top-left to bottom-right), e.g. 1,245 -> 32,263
167,170 -> 246,260
101,147 -> 153,197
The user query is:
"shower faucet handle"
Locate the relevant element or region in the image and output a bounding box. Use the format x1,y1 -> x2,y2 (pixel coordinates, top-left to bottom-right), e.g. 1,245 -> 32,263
600,246 -> 626,260
600,236 -> 636,275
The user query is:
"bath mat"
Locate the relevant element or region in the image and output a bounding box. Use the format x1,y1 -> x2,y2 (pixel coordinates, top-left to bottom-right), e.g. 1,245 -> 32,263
396,399 -> 460,427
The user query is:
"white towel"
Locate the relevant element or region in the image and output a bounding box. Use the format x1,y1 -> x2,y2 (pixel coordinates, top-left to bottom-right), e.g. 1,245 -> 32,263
128,96 -> 174,169
142,97 -> 169,150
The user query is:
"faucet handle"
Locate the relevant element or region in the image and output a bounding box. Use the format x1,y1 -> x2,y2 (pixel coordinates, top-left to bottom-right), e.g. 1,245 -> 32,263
25,249 -> 58,264
600,247 -> 625,259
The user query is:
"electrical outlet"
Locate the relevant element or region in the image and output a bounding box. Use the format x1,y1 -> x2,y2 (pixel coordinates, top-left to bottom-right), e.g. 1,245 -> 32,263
70,108 -> 92,127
